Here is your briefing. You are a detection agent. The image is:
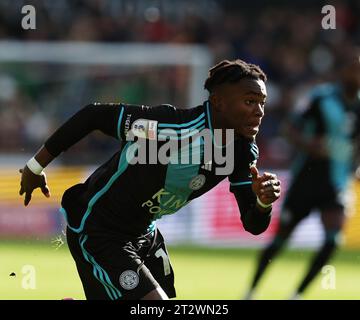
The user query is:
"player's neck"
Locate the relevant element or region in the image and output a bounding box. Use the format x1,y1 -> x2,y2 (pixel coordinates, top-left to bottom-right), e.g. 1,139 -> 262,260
211,110 -> 237,143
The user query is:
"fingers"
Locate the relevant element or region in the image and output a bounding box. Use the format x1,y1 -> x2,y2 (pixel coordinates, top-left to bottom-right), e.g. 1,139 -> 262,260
40,173 -> 51,198
19,168 -> 24,195
19,167 -> 30,205
250,166 -> 260,180
261,178 -> 280,186
260,190 -> 281,199
258,195 -> 280,206
260,180 -> 280,189
262,172 -> 278,181
259,179 -> 280,188
19,167 -> 50,205
260,191 -> 281,200
258,179 -> 281,200
41,184 -> 51,198
24,191 -> 32,206
20,186 -> 32,206
21,185 -> 50,206
253,170 -> 278,183
260,185 -> 281,194
258,184 -> 281,200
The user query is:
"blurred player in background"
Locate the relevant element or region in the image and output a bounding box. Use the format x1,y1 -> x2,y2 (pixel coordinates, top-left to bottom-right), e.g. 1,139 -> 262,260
19,59 -> 281,300
244,54 -> 360,300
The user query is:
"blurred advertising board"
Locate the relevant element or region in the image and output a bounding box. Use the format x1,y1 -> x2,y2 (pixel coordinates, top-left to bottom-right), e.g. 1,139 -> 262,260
1,167 -> 359,248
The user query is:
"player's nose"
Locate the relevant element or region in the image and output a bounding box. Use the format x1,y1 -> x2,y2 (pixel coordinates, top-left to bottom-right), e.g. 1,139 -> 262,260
253,103 -> 264,118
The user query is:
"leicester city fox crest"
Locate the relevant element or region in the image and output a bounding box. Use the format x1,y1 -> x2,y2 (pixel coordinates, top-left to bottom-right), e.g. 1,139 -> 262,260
119,270 -> 139,290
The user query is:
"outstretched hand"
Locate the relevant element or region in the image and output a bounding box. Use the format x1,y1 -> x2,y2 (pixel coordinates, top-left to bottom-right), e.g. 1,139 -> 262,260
19,166 -> 51,206
251,166 -> 281,208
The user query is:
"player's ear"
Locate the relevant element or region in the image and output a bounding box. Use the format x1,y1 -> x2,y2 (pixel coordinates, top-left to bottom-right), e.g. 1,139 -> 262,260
210,93 -> 223,112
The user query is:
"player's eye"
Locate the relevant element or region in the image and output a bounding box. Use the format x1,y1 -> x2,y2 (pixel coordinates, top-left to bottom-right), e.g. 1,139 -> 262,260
245,99 -> 264,106
245,100 -> 256,106
245,99 -> 266,108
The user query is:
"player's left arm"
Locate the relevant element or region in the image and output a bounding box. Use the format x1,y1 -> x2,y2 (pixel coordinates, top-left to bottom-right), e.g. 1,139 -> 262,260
229,140 -> 281,234
231,166 -> 281,235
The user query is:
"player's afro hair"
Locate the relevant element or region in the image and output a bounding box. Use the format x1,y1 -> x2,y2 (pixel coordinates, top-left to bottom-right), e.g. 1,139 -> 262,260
204,59 -> 267,93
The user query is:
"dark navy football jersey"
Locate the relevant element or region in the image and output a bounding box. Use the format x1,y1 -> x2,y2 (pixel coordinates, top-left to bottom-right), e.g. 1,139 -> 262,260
45,101 -> 267,238
290,83 -> 360,191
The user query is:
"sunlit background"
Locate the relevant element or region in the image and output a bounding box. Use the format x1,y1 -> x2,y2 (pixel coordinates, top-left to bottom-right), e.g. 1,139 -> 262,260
0,0 -> 359,300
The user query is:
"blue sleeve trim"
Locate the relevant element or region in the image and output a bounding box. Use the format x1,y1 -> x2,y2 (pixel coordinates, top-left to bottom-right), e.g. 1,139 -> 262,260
230,181 -> 252,186
117,105 -> 125,140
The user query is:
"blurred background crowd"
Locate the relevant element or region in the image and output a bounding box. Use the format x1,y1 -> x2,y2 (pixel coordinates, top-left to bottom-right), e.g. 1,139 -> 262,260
0,0 -> 359,167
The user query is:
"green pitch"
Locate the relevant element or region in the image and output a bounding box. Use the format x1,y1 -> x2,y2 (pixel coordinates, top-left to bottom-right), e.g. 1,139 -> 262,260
0,241 -> 359,300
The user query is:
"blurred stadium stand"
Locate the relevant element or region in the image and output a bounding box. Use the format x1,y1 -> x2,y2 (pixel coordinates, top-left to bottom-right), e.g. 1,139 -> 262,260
0,0 -> 359,166
0,0 -> 359,247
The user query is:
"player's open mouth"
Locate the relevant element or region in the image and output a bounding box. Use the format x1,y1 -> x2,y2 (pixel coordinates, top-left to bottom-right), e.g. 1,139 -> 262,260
246,126 -> 259,134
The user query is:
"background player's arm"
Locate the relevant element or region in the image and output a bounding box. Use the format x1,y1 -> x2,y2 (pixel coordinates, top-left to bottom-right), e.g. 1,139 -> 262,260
283,122 -> 327,158
282,98 -> 327,159
19,103 -> 121,206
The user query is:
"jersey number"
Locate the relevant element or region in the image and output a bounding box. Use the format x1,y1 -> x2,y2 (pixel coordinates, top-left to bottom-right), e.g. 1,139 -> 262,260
155,248 -> 171,276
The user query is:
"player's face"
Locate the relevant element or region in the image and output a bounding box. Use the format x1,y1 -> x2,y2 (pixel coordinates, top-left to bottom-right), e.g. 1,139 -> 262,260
213,78 -> 267,139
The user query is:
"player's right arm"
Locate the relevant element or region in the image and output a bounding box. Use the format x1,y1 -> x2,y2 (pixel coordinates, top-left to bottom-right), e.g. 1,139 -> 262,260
19,102 -> 181,206
19,103 -> 123,206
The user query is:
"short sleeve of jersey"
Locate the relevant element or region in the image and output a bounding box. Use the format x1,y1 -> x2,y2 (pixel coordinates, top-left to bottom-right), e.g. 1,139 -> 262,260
228,139 -> 259,193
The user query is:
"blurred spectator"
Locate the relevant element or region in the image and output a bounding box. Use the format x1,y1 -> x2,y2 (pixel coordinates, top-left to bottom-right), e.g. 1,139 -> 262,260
0,0 -> 358,168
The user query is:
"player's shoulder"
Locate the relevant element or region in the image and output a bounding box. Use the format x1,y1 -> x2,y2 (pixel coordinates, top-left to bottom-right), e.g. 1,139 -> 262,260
293,83 -> 339,115
151,103 -> 205,127
310,83 -> 340,100
93,102 -> 122,107
152,103 -> 204,114
117,102 -> 206,139
124,102 -> 202,113
155,103 -> 177,110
